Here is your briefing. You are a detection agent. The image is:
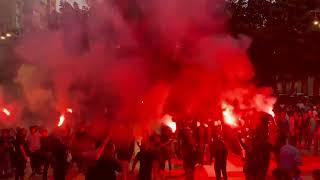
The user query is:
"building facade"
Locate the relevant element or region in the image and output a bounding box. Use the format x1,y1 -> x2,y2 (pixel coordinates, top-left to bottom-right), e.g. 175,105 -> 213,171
23,0 -> 57,32
0,0 -> 23,34
0,0 -> 57,36
275,75 -> 320,97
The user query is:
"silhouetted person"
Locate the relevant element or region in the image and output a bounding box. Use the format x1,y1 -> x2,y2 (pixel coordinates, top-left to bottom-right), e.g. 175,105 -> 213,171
27,126 -> 41,176
211,137 -> 228,180
116,137 -> 135,180
159,124 -> 173,171
86,141 -> 122,180
40,129 -> 51,180
180,128 -> 197,180
0,129 -> 14,178
51,134 -> 69,180
242,114 -> 272,180
279,139 -> 301,178
132,138 -> 158,180
314,120 -> 320,154
14,128 -> 28,180
195,122 -> 208,164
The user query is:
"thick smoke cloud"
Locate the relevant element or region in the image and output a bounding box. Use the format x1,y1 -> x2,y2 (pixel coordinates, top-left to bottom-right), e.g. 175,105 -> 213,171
10,0 -> 275,135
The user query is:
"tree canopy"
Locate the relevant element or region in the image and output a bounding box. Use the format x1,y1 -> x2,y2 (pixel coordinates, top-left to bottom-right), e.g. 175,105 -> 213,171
228,0 -> 320,83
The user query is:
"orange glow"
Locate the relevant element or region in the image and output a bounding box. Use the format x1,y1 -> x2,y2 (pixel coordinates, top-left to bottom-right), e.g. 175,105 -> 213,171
2,108 -> 10,116
58,114 -> 65,127
222,102 -> 238,127
162,114 -> 176,132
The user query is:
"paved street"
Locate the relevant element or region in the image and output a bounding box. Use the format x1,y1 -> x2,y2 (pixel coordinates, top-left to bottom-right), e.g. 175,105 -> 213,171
7,152 -> 319,180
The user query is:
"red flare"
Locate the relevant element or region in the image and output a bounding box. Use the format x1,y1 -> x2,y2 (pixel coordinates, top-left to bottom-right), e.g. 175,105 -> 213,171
2,108 -> 10,116
67,108 -> 73,113
222,102 -> 238,127
268,109 -> 275,117
162,114 -> 176,133
58,114 -> 65,127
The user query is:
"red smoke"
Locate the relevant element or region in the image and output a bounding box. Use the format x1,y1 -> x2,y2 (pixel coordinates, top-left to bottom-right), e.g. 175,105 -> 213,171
14,0 -> 275,135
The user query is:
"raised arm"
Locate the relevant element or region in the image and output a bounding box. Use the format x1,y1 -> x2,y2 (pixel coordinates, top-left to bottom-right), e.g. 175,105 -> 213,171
131,152 -> 140,173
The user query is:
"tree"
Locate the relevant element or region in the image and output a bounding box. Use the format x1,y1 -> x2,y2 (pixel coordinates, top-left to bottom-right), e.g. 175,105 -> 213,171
228,0 -> 320,84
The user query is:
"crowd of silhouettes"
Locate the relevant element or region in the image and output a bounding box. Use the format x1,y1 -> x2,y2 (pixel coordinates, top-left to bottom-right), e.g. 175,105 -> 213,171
0,99 -> 320,179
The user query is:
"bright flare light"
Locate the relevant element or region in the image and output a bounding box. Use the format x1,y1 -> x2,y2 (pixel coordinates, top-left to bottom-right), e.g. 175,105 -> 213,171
58,114 -> 65,127
6,33 -> 11,37
314,20 -> 319,25
196,121 -> 201,127
222,102 -> 238,127
0,36 -> 5,40
162,114 -> 176,133
267,108 -> 275,117
67,108 -> 73,113
2,108 -> 10,116
254,94 -> 276,118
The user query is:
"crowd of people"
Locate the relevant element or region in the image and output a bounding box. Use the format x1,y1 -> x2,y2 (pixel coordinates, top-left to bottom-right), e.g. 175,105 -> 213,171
0,123 -> 226,180
274,97 -> 320,154
0,126 -> 70,180
0,97 -> 320,180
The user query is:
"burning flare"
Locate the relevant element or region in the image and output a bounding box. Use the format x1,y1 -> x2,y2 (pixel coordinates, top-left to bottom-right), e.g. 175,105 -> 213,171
58,114 -> 65,127
254,94 -> 276,117
2,108 -> 10,116
197,121 -> 201,127
162,114 -> 176,133
267,108 -> 275,118
222,102 -> 238,127
67,108 -> 73,113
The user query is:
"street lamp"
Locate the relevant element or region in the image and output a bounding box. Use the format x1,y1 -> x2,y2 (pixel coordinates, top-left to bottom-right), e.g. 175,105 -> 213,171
6,33 -> 11,37
313,20 -> 319,25
0,36 -> 5,40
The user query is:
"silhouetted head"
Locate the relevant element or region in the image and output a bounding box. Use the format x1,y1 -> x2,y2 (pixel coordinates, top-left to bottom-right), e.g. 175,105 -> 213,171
29,126 -> 38,134
103,141 -> 116,158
